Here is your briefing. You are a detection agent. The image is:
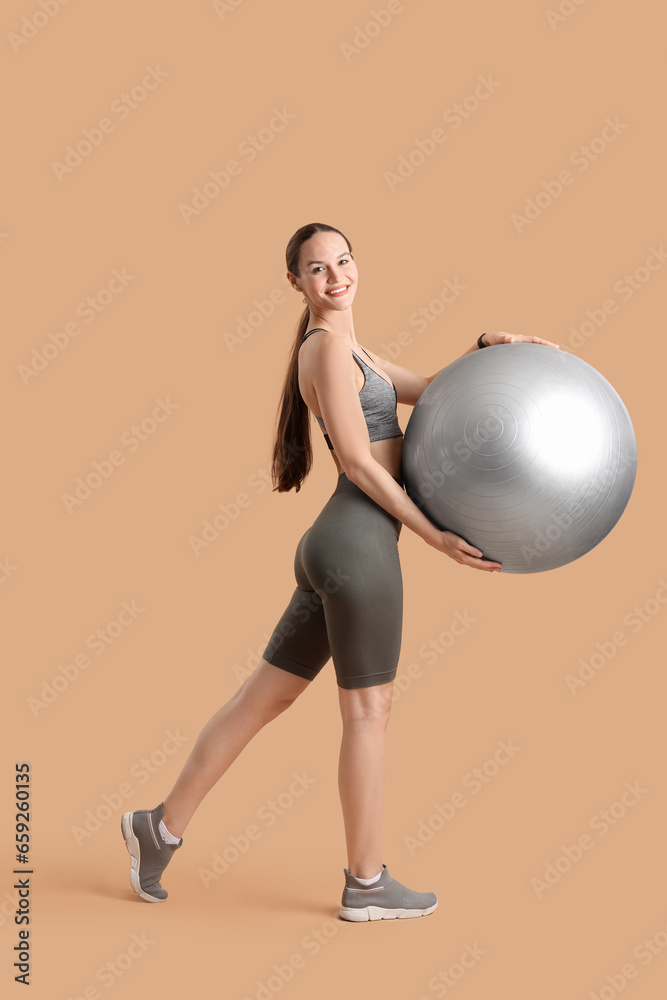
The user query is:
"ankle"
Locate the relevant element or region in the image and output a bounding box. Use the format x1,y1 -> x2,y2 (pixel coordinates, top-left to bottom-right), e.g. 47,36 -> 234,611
348,863 -> 383,879
160,808 -> 184,840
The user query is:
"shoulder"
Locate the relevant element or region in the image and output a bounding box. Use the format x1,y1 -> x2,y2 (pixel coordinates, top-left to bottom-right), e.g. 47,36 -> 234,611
301,330 -> 350,360
300,333 -> 357,391
301,328 -> 332,345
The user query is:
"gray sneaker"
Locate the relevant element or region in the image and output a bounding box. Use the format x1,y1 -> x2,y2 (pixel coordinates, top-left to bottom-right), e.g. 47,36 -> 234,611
340,863 -> 438,921
121,802 -> 182,902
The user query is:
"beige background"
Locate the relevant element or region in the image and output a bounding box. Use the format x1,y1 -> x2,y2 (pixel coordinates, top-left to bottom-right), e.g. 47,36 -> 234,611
3,0 -> 666,997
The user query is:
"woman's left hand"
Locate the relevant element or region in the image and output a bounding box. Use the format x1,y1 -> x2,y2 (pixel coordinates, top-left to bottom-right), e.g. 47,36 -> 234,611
483,331 -> 561,348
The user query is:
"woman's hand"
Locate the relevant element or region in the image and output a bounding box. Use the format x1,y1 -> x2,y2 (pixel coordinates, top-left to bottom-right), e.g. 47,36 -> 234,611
483,331 -> 560,348
428,528 -> 502,572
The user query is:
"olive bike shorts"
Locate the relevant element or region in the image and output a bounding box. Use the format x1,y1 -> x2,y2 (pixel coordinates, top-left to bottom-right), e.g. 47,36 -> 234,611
262,471 -> 404,689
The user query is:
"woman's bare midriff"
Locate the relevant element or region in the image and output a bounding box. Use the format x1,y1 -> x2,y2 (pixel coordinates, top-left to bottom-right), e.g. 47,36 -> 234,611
298,343 -> 405,485
329,435 -> 404,485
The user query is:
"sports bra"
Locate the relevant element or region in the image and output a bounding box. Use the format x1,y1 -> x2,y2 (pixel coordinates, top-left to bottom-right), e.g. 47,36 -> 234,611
299,328 -> 403,450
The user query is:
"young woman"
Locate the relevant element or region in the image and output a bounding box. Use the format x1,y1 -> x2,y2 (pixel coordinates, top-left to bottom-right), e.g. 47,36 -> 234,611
121,222 -> 559,920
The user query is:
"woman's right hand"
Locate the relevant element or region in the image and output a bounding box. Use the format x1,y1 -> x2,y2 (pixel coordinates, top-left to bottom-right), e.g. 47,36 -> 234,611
428,528 -> 502,572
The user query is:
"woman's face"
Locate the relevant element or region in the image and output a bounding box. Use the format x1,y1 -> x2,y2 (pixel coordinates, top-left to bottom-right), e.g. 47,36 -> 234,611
291,231 -> 358,313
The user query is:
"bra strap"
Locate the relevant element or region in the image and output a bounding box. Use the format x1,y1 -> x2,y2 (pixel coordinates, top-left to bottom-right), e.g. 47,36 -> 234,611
303,330 -> 373,362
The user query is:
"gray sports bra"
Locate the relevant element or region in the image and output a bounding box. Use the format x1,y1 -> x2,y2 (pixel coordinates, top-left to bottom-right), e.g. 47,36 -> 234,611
299,328 -> 403,450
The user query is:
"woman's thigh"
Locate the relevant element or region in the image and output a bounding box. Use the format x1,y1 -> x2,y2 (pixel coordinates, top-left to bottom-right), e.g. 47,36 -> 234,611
302,490 -> 403,690
261,477 -> 403,691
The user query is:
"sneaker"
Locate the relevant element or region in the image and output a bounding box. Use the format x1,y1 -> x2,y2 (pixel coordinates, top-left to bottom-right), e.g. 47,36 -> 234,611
121,802 -> 182,903
340,863 -> 438,921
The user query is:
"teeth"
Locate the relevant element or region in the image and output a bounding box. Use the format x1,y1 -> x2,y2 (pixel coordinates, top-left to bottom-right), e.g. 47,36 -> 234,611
328,286 -> 348,295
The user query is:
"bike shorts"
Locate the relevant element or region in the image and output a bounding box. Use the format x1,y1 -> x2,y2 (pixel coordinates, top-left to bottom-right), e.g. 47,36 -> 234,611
262,471 -> 404,689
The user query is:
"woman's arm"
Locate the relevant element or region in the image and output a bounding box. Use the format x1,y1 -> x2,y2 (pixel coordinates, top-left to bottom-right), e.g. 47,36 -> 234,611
456,330 -> 561,358
311,335 -> 502,572
365,331 -> 562,405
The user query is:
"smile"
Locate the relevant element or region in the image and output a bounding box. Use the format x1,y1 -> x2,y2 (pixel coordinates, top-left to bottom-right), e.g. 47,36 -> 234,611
326,286 -> 349,296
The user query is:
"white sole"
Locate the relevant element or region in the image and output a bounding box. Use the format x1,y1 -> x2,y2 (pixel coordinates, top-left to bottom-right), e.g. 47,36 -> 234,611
339,900 -> 438,921
121,812 -> 165,903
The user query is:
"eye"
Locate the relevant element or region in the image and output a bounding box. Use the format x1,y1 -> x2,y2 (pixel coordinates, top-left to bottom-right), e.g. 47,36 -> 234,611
311,257 -> 351,273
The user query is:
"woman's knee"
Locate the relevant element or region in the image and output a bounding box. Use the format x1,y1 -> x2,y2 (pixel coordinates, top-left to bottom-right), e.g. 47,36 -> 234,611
237,659 -> 311,719
338,681 -> 393,724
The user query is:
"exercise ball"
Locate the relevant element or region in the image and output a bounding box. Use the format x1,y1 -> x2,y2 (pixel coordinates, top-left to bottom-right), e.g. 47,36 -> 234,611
401,344 -> 637,574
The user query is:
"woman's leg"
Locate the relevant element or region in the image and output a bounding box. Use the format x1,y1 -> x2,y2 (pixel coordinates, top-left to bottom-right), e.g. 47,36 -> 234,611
337,681 -> 394,878
161,659 -> 311,838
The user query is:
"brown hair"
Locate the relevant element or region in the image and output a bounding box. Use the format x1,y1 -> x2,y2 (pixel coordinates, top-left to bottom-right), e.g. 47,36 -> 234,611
270,222 -> 353,493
